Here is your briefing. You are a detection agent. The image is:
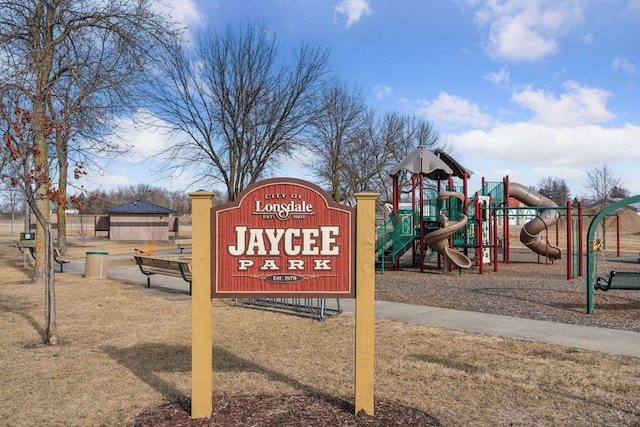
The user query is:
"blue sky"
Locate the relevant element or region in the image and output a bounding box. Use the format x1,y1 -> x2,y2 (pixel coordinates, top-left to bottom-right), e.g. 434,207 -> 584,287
92,0 -> 640,199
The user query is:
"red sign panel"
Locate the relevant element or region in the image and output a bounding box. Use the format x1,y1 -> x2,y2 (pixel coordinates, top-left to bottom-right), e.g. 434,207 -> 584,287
211,178 -> 356,298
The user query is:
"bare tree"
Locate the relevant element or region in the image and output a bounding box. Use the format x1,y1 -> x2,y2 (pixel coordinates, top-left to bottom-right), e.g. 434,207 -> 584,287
0,0 -> 180,264
304,79 -> 368,202
585,164 -> 628,249
0,0 -> 179,345
340,110 -> 390,202
0,94 -> 70,345
78,184 -> 203,216
536,177 -> 571,205
376,112 -> 442,202
147,22 -> 330,201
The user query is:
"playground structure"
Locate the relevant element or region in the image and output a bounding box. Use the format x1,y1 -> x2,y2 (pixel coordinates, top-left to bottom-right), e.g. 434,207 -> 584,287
376,146 -> 640,313
508,182 -> 562,260
586,194 -> 640,313
424,191 -> 473,269
375,147 -> 616,282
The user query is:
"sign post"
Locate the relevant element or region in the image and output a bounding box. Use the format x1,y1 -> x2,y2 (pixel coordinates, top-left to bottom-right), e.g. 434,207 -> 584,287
354,192 -> 378,416
189,191 -> 214,419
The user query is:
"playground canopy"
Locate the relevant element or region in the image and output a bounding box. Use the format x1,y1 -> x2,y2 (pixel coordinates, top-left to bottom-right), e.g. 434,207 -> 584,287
434,149 -> 474,179
389,145 -> 454,180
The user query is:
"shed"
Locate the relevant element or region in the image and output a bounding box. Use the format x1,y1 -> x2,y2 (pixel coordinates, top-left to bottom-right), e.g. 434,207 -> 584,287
105,200 -> 175,241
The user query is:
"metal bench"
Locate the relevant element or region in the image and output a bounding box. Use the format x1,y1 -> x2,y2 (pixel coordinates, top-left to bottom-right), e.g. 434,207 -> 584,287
133,255 -> 192,295
53,248 -> 71,272
595,270 -> 640,291
16,240 -> 36,258
174,239 -> 192,254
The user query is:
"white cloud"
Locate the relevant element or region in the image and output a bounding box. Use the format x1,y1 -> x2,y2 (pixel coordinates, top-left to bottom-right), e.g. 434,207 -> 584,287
485,68 -> 510,86
469,0 -> 584,62
152,0 -> 205,42
372,83 -> 392,99
511,81 -> 615,127
449,122 -> 640,167
447,121 -> 640,195
613,56 -> 639,74
335,0 -> 373,27
108,110 -> 177,163
420,92 -> 493,128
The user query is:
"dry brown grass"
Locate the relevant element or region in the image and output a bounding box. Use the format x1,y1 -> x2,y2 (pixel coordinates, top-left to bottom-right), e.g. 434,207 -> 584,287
1,238 -> 640,426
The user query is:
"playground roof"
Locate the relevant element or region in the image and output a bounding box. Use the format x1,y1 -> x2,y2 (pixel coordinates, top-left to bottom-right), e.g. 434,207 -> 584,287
434,149 -> 473,179
389,145 -> 454,180
105,200 -> 175,214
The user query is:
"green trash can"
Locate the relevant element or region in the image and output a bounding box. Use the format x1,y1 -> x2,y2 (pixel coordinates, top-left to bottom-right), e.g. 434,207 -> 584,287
85,251 -> 108,278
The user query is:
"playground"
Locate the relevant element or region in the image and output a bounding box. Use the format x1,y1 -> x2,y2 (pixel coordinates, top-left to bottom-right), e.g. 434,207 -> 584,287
378,245 -> 640,333
377,146 -> 640,322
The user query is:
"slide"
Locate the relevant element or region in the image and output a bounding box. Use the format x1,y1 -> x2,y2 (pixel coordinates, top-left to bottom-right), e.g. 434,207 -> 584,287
509,182 -> 562,260
424,191 -> 473,269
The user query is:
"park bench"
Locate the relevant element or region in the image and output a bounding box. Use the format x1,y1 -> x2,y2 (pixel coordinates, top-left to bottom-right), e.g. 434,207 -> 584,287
133,255 -> 192,295
595,270 -> 640,291
175,239 -> 192,254
16,240 -> 35,259
15,241 -> 71,272
53,248 -> 71,272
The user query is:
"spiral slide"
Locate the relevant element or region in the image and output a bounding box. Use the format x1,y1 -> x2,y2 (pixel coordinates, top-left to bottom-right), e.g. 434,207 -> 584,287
424,191 -> 473,269
509,182 -> 562,260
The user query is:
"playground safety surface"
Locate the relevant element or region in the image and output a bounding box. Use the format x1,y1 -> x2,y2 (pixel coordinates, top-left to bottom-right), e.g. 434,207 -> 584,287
377,247 -> 640,334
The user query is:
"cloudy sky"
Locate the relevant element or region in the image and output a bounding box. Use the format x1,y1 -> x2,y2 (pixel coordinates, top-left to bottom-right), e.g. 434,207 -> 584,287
95,0 -> 640,199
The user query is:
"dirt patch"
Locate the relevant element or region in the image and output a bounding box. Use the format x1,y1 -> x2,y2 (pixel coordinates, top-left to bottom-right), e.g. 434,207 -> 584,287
135,395 -> 441,426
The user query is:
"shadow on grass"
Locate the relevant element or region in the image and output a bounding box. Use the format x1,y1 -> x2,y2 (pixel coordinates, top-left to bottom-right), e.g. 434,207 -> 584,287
101,344 -> 325,401
0,294 -> 45,342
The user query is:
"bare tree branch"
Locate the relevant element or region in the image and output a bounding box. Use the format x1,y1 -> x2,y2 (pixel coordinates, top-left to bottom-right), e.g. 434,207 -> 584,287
146,22 -> 329,201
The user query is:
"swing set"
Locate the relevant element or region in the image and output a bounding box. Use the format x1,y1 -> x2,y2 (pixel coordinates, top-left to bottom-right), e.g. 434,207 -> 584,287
586,194 -> 640,313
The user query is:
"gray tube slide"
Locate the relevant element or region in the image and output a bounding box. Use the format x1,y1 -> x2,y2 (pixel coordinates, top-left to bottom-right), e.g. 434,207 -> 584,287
508,182 -> 562,260
424,191 -> 473,269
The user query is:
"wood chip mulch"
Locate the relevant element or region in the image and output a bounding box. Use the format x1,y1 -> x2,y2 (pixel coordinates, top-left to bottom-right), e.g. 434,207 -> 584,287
134,395 -> 441,426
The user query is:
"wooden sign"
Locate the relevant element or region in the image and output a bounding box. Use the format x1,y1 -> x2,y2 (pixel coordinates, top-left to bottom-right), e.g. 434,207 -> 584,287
211,178 -> 356,298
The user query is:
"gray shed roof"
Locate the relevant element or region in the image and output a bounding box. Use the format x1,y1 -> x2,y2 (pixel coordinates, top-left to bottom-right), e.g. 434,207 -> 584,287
106,200 -> 175,214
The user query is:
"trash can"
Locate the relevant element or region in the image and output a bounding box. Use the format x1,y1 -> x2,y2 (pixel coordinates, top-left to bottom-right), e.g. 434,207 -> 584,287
85,251 -> 108,278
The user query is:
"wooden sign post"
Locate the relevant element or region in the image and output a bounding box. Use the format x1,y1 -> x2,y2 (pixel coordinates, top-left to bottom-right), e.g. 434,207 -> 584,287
188,191 -> 214,418
354,192 -> 378,416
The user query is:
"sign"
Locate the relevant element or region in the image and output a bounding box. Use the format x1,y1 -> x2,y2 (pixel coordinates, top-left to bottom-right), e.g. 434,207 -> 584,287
211,178 -> 355,298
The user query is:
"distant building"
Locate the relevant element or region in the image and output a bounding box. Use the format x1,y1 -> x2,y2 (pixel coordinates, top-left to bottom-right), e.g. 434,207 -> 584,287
105,200 -> 176,241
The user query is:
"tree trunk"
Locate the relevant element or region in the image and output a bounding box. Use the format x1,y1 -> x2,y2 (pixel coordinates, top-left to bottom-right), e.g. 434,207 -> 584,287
34,198 -> 49,283
44,221 -> 58,345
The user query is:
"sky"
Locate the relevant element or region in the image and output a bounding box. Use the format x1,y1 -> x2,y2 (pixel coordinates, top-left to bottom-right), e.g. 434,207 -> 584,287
90,0 -> 640,200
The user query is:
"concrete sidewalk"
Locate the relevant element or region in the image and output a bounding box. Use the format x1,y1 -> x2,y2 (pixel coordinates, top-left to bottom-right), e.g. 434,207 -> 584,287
336,299 -> 640,358
62,250 -> 640,358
